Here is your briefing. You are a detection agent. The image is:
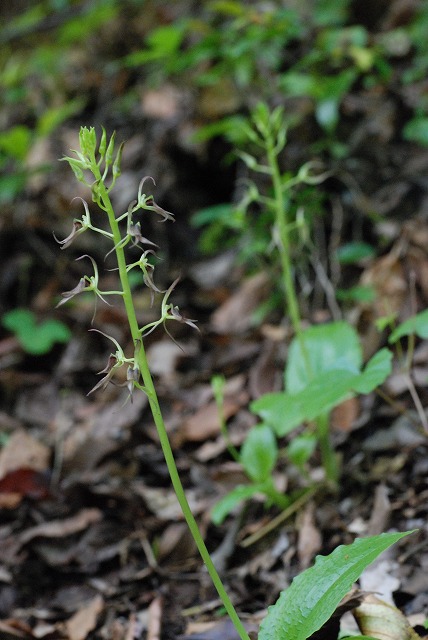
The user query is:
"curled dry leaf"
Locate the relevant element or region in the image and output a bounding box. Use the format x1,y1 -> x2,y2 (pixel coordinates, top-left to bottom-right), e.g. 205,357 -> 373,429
353,594 -> 422,640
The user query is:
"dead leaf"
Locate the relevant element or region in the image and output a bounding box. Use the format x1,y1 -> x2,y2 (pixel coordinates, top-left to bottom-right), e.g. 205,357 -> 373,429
0,430 -> 50,480
147,595 -> 163,640
211,273 -> 270,334
19,508 -> 102,546
367,483 -> 391,536
331,397 -> 360,433
157,522 -> 197,564
248,340 -> 282,398
180,619 -> 257,640
0,618 -> 33,639
353,594 -> 422,640
141,85 -> 183,120
132,483 -> 205,520
63,391 -> 147,472
297,502 -> 322,569
359,559 -> 401,607
64,595 -> 104,640
0,468 -> 51,507
177,394 -> 248,445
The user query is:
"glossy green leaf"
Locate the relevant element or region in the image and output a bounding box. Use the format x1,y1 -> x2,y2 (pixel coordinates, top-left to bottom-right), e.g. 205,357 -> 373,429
259,531 -> 414,640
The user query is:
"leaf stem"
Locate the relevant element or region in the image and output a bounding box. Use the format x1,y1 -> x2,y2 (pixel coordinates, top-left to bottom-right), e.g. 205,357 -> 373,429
264,126 -> 311,376
316,412 -> 338,485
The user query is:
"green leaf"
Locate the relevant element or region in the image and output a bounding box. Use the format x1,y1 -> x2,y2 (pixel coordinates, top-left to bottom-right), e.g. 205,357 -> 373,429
285,321 -> 362,394
2,308 -> 34,332
403,117 -> 428,146
258,531 -> 414,640
36,97 -> 86,137
211,484 -> 267,525
335,242 -> 376,264
389,309 -> 428,343
286,434 -> 317,467
351,348 -> 392,394
336,285 -> 376,303
0,125 -> 32,161
240,424 -> 278,483
252,348 -> 391,436
251,392 -> 306,436
2,308 -> 71,355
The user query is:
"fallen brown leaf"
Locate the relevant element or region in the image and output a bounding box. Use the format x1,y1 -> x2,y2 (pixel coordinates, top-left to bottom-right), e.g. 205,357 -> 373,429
64,595 -> 104,640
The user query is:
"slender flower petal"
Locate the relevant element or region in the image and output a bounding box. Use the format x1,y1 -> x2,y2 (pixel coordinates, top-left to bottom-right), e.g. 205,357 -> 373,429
146,197 -> 175,222
53,221 -> 84,250
56,277 -> 87,307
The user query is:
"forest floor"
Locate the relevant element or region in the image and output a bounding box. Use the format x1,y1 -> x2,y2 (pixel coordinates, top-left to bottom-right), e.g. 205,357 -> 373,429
1,2 -> 428,639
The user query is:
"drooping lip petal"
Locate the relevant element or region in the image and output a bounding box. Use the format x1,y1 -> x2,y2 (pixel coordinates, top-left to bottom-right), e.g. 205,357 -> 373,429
146,198 -> 175,222
53,221 -> 84,250
55,277 -> 87,307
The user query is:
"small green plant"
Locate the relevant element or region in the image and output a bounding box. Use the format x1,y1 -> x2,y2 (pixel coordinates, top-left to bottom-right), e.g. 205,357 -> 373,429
252,321 -> 392,485
212,321 -> 392,523
57,126 -> 411,640
2,307 -> 71,355
213,104 -> 391,487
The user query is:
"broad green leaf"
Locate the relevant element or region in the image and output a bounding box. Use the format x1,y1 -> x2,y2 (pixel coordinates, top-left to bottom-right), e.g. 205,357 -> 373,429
298,369 -> 357,422
2,308 -> 34,332
2,309 -> 70,355
211,484 -> 268,525
253,351 -> 391,437
351,348 -> 392,394
251,392 -> 306,436
240,424 -> 278,483
285,321 -> 362,394
21,319 -> 71,355
259,531 -> 414,640
389,309 -> 428,343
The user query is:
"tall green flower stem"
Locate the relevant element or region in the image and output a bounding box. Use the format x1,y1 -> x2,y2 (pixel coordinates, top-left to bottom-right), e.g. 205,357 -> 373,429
248,105 -> 338,485
62,130 -> 250,640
